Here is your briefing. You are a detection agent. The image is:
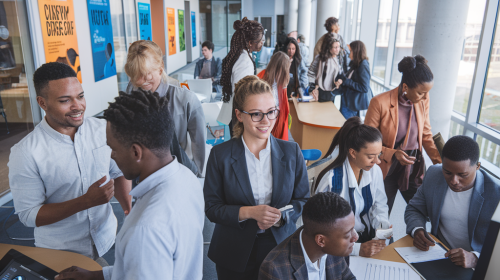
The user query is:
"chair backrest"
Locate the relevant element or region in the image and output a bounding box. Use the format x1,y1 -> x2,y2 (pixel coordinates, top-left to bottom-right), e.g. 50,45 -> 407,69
307,155 -> 335,196
187,79 -> 213,100
202,102 -> 221,127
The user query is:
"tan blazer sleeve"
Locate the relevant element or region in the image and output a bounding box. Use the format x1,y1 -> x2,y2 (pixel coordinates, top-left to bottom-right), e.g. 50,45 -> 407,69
313,34 -> 324,58
421,97 -> 442,164
365,97 -> 397,163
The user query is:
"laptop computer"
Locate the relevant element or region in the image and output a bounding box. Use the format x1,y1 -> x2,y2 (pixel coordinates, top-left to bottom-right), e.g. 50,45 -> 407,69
0,249 -> 58,280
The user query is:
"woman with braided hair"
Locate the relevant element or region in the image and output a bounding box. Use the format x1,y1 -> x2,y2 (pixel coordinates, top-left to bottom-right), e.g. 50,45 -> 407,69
217,17 -> 265,132
205,75 -> 309,280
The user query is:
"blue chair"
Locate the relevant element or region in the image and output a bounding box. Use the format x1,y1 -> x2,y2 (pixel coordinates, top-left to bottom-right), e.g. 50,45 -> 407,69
301,149 -> 322,161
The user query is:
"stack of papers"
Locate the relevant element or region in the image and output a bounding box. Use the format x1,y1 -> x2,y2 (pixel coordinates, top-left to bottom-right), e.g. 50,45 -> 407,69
349,257 -> 420,280
395,245 -> 447,263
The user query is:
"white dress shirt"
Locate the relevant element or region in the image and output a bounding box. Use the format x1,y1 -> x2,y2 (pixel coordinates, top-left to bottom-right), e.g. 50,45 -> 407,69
300,229 -> 327,280
316,151 -> 390,256
8,117 -> 122,258
103,158 -> 204,280
217,50 -> 255,125
241,135 -> 273,206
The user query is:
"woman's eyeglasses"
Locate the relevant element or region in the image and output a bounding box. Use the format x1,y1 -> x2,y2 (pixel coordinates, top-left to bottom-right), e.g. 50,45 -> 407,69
241,109 -> 279,122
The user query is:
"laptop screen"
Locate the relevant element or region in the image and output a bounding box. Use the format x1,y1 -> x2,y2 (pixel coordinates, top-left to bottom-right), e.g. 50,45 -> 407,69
0,259 -> 50,280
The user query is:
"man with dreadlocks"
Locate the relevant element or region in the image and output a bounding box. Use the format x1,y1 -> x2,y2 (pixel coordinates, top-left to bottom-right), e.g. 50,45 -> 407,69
217,17 -> 265,133
56,89 -> 205,280
8,62 -> 132,263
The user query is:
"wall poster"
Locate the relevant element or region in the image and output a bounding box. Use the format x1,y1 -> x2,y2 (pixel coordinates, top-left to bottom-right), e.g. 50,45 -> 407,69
167,8 -> 176,55
87,0 -> 116,82
178,9 -> 185,52
191,11 -> 196,47
138,2 -> 152,40
38,0 -> 82,82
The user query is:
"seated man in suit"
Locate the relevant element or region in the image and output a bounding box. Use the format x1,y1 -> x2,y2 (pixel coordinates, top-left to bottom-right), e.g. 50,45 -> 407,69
405,135 -> 500,269
194,40 -> 222,94
259,192 -> 357,280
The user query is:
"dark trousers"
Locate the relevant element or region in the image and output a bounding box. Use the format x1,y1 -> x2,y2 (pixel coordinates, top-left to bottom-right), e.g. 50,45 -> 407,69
340,105 -> 360,119
216,231 -> 277,280
384,171 -> 418,215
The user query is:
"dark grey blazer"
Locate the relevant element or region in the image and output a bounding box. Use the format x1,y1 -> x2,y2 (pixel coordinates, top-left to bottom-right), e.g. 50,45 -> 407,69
405,164 -> 500,253
204,136 -> 310,272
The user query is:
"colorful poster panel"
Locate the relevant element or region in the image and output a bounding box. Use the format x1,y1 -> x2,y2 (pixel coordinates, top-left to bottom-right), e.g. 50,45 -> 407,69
167,8 -> 176,55
191,11 -> 196,47
178,9 -> 185,52
87,0 -> 116,82
138,2 -> 152,40
38,0 -> 82,82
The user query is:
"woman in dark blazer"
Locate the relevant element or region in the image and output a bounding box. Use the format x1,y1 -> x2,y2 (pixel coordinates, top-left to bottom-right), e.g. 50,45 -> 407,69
336,40 -> 373,119
204,76 -> 309,280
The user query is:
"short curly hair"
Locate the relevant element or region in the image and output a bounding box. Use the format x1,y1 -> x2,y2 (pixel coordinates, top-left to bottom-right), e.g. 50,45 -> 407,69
303,192 -> 352,236
442,136 -> 479,166
324,17 -> 339,32
103,89 -> 174,158
33,62 -> 77,97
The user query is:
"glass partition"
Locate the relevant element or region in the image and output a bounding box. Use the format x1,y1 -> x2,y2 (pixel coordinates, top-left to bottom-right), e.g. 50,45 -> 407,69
372,0 -> 394,80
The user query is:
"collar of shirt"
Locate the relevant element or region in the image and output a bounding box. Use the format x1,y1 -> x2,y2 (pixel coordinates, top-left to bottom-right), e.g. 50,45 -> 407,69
241,134 -> 271,157
203,57 -> 213,62
40,117 -> 83,143
130,157 -> 180,198
344,158 -> 372,193
299,229 -> 327,278
398,93 -> 413,106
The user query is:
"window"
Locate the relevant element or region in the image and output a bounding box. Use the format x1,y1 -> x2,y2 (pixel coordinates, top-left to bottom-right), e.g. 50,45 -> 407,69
355,0 -> 363,40
390,0 -> 418,85
372,0 -> 394,80
453,0 -> 487,115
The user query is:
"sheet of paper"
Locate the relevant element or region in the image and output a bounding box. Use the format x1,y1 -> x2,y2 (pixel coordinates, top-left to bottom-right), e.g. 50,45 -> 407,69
395,245 -> 447,264
350,257 -> 421,280
99,174 -> 110,187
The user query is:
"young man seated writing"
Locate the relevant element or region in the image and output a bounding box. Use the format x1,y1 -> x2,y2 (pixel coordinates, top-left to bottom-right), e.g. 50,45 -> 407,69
405,135 -> 500,269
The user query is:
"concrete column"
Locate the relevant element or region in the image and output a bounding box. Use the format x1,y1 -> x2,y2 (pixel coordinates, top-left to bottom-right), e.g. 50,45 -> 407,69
297,0 -> 312,45
287,0 -> 299,33
411,0 -> 470,140
314,0 -> 340,46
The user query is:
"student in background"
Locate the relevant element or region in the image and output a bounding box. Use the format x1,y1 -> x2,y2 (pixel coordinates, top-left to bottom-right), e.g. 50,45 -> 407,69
257,51 -> 292,141
125,40 -> 205,177
194,40 -> 222,94
297,34 -> 310,67
308,34 -> 343,102
285,37 -> 308,97
314,117 -> 391,257
56,89 -> 204,279
218,17 -> 264,130
259,192 -> 357,280
8,62 -> 132,263
405,136 -> 500,269
336,40 -> 373,119
365,55 -> 442,213
313,17 -> 348,73
204,76 -> 309,280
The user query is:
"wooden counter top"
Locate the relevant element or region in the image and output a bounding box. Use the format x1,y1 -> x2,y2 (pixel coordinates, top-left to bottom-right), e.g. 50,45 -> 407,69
292,97 -> 345,129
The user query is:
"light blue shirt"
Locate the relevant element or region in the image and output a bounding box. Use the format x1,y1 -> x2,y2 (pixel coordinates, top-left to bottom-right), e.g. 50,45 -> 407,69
103,158 -> 204,280
8,117 -> 122,258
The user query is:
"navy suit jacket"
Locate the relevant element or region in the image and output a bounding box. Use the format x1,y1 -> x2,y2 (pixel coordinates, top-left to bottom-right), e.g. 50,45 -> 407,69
405,164 -> 500,253
339,59 -> 373,111
204,136 -> 310,272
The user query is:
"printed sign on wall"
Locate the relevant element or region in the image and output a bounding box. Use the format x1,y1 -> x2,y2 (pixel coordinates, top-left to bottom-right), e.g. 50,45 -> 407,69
191,11 -> 196,47
38,0 -> 82,82
167,8 -> 176,55
87,0 -> 116,82
138,2 -> 152,40
178,10 -> 185,52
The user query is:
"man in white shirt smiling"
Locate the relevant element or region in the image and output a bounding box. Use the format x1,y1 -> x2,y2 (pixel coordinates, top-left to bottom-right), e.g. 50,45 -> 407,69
56,89 -> 204,280
405,136 -> 500,269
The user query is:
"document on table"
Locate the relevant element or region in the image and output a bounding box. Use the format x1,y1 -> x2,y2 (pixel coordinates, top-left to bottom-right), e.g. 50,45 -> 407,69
349,257 -> 421,280
395,244 -> 448,264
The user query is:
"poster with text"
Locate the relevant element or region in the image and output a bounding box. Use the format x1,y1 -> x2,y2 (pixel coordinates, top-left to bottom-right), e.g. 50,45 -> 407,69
178,10 -> 185,52
138,2 -> 152,40
191,11 -> 196,47
87,0 -> 116,82
167,8 -> 176,55
38,0 -> 82,82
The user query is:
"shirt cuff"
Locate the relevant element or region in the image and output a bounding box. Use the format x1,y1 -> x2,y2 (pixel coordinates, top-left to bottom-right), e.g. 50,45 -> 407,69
102,266 -> 113,280
472,251 -> 480,260
350,242 -> 361,256
411,227 -> 425,238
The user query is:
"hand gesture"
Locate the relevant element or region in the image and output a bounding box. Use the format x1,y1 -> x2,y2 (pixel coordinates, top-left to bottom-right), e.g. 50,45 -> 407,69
251,205 -> 281,230
359,239 -> 386,257
413,229 -> 436,251
445,248 -> 478,268
84,176 -> 115,208
335,79 -> 343,89
394,150 -> 416,166
55,266 -> 104,280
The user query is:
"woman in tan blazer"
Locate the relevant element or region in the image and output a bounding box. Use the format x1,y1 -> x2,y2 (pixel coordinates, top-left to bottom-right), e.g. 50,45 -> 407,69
365,55 -> 441,213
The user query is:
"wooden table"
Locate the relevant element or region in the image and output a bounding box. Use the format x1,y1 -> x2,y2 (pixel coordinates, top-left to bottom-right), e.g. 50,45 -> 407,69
0,244 -> 102,272
372,234 -> 448,263
289,97 -> 345,158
